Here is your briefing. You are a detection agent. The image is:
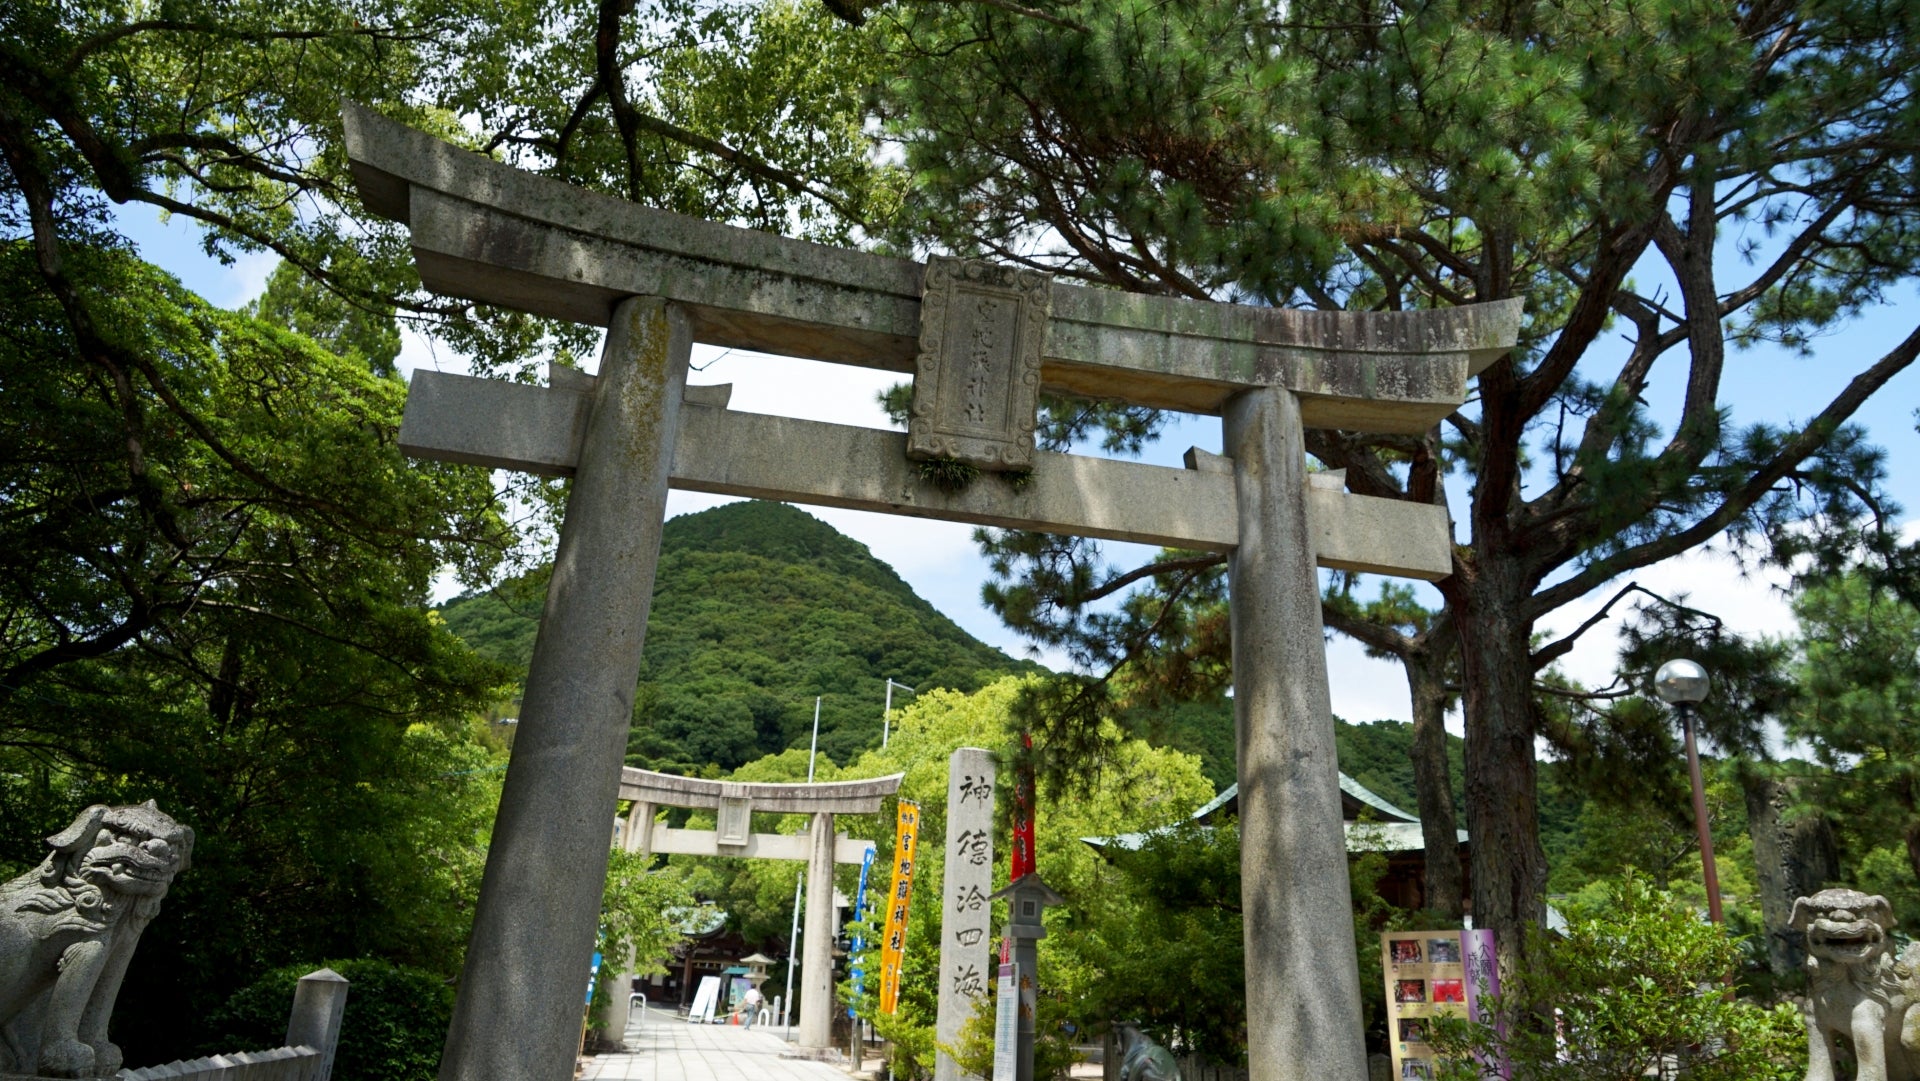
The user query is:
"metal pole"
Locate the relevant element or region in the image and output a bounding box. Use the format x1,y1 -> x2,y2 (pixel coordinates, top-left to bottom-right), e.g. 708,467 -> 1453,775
809,696 -> 821,782
1681,703 -> 1724,922
883,680 -> 914,750
785,872 -> 803,1039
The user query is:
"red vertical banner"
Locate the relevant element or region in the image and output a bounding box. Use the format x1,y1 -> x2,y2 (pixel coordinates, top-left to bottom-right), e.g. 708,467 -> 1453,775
1009,731 -> 1035,879
879,800 -> 921,1014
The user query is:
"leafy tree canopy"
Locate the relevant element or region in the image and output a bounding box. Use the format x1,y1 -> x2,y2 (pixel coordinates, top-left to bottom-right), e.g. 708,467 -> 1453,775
1789,574 -> 1920,889
0,242 -> 512,1066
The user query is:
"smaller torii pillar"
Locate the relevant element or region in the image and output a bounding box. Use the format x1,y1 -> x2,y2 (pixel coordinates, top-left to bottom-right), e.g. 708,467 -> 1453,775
614,768 -> 902,1048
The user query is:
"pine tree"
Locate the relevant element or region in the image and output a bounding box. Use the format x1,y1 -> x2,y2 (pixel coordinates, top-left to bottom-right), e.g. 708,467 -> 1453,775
863,0 -> 1920,952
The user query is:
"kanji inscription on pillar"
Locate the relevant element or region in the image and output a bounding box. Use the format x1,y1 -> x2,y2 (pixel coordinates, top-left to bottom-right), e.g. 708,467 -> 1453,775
936,748 -> 997,1081
907,257 -> 1049,470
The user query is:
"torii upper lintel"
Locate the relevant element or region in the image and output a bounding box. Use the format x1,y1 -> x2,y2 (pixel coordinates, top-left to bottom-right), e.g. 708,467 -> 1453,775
341,102 -> 1520,432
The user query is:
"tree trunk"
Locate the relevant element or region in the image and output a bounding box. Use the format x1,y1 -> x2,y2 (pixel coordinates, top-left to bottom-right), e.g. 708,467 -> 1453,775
1449,570 -> 1548,961
1407,649 -> 1464,919
1745,773 -> 1840,977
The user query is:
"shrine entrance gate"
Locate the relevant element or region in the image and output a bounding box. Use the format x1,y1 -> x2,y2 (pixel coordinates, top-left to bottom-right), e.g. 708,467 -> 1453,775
339,103 -> 1521,1081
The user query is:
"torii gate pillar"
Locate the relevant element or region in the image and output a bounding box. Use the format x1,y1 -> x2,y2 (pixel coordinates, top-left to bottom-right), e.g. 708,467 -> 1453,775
798,811 -> 839,1047
1227,385 -> 1368,1079
437,298 -> 689,1081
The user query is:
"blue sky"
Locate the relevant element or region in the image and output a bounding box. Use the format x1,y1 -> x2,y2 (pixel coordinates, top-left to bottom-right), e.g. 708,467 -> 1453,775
117,202 -> 1920,733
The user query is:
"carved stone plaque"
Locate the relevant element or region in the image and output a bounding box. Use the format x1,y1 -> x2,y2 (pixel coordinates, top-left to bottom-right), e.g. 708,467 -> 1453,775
717,785 -> 751,848
907,257 -> 1051,470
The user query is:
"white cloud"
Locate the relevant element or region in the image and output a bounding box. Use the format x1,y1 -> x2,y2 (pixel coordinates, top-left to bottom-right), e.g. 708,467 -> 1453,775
1535,546 -> 1797,696
221,248 -> 280,309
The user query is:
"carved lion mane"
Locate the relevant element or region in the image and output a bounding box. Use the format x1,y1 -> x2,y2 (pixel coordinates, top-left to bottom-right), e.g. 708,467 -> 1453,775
1793,888 -> 1920,1081
0,802 -> 192,1078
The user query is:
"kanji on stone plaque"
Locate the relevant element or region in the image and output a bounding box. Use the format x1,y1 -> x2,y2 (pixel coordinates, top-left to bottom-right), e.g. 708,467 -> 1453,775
907,257 -> 1049,470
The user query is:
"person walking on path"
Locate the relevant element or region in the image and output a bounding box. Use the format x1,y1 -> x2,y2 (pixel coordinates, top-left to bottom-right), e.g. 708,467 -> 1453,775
741,986 -> 764,1030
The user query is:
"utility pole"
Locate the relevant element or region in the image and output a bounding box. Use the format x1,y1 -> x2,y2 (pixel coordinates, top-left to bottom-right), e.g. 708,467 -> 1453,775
883,679 -> 915,748
808,696 -> 821,782
784,871 -> 803,1038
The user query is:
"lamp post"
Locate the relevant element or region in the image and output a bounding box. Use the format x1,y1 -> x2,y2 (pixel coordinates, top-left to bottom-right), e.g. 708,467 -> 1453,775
1655,658 -> 1722,923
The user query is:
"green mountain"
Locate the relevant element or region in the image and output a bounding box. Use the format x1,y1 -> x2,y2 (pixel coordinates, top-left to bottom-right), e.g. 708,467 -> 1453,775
440,500 -> 1037,772
444,502 -> 1597,861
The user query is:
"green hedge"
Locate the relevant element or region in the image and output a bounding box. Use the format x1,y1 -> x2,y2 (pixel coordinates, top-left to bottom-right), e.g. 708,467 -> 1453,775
207,959 -> 455,1081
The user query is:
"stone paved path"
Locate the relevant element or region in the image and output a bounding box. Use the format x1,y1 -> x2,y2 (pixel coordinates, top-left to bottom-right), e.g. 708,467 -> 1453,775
581,1008 -> 853,1081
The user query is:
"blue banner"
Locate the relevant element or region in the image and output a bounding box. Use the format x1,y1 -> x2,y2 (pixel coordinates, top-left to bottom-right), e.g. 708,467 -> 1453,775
848,844 -> 876,1017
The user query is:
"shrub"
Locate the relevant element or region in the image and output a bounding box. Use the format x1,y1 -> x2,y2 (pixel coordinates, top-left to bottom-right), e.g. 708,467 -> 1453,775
206,959 -> 456,1081
1430,876 -> 1805,1081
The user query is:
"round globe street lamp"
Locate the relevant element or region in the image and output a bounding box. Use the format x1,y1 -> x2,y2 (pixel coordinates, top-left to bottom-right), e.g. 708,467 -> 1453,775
1655,659 -> 1722,923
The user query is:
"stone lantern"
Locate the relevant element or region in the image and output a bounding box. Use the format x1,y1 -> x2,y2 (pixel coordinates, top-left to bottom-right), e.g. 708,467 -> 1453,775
740,951 -> 775,991
990,874 -> 1065,1081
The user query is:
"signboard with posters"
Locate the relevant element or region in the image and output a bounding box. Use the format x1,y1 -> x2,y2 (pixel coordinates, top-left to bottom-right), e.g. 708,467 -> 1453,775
1380,930 -> 1501,1080
879,800 -> 922,1013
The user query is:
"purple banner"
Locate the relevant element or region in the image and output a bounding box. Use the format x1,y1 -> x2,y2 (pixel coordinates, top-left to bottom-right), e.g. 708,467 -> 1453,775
1460,930 -> 1510,1079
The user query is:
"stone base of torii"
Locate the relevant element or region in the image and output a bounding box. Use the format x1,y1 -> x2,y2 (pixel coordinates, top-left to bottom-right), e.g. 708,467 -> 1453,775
337,102 -> 1521,1081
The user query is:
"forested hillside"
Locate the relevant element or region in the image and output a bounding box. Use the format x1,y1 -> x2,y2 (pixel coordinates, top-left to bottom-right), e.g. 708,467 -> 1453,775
445,501 -> 1600,853
440,501 -> 1037,771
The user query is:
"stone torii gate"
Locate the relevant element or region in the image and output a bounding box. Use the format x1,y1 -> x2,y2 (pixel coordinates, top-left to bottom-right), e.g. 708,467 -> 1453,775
612,767 -> 901,1047
339,103 -> 1520,1081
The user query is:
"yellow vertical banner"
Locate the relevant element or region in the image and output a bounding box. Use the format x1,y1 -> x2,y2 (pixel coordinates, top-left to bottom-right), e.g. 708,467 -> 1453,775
879,799 -> 921,1014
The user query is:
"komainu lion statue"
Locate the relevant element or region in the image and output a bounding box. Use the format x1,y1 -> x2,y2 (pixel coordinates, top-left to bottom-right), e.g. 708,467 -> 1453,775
0,802 -> 192,1078
1794,888 -> 1920,1081
1115,1022 -> 1182,1081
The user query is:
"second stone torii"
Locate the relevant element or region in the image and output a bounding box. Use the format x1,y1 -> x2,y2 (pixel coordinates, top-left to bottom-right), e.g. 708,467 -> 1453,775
613,768 -> 902,1048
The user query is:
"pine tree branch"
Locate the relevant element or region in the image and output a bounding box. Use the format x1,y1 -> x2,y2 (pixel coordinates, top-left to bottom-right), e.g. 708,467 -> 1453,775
1078,554 -> 1225,605
1525,322 -> 1920,620
1320,601 -> 1412,658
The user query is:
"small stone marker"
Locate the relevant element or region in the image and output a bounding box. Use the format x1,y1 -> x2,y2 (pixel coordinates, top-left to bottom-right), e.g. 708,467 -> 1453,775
936,748 -> 997,1081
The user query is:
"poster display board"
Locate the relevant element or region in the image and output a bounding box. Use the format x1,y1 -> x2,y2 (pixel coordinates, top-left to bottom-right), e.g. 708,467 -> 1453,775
879,800 -> 922,1013
1380,930 -> 1497,1079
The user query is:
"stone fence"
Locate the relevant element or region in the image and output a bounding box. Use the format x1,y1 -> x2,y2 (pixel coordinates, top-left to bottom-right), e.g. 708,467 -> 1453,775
118,968 -> 348,1081
120,1045 -> 320,1080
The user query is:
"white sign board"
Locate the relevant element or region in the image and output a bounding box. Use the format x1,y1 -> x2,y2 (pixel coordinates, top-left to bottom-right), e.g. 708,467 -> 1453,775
992,964 -> 1018,1081
689,975 -> 722,1024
